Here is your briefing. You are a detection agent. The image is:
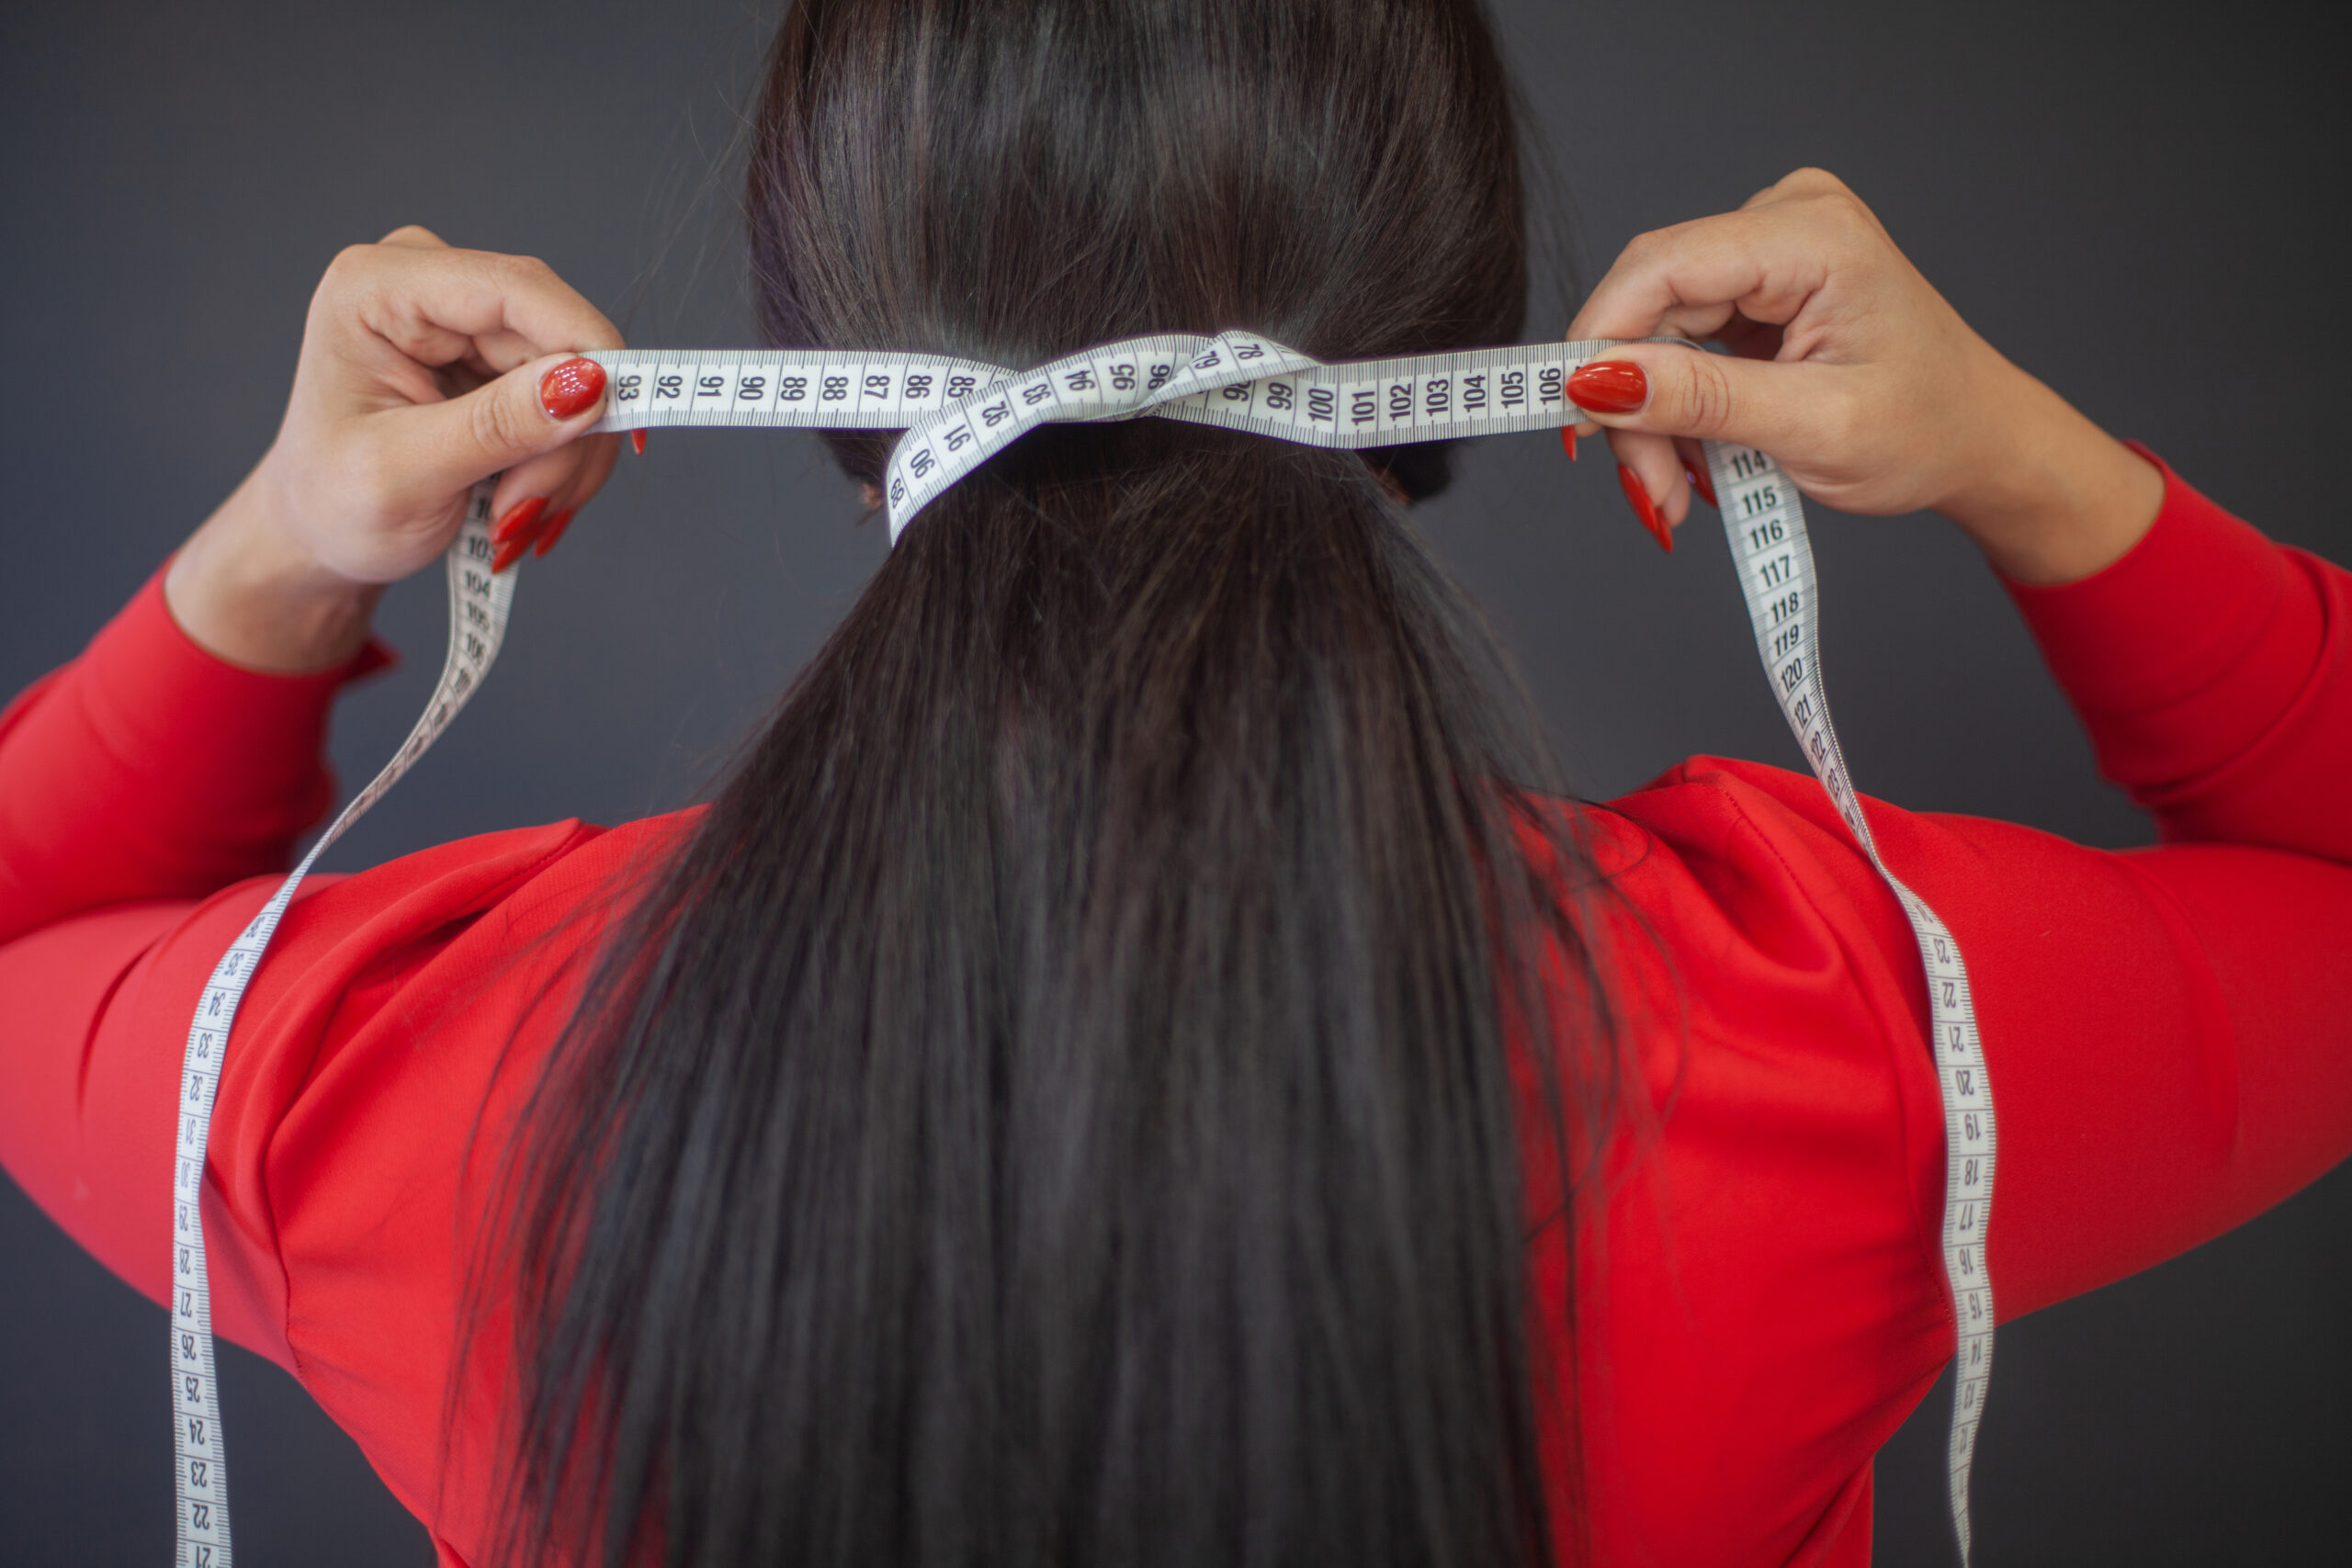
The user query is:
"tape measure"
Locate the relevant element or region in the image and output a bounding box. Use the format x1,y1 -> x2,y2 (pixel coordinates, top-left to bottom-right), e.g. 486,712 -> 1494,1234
1701,434 -> 1997,1562
169,483 -> 511,1568
171,333 -> 1996,1566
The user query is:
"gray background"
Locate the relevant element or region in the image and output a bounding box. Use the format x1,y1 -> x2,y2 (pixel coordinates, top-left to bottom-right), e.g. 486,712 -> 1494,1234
3,0 -> 2346,1561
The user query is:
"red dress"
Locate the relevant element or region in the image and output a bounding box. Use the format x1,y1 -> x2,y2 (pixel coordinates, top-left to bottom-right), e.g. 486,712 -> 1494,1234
2,451 -> 2346,1566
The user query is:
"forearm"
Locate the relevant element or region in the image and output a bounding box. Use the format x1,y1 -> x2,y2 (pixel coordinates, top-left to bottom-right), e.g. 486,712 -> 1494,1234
164,454 -> 385,673
1934,355 -> 2167,586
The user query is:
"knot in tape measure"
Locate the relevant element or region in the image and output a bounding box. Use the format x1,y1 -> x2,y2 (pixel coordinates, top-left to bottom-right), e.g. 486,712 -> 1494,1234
171,336 -> 1997,1567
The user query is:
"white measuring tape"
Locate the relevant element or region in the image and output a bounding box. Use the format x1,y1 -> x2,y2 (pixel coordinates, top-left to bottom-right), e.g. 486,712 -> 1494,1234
170,333 -> 1995,1565
169,485 -> 510,1568
1701,436 -> 1997,1562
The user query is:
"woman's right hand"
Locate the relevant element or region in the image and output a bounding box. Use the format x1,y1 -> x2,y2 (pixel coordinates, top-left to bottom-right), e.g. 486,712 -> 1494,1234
1563,168 -> 2163,583
165,228 -> 624,672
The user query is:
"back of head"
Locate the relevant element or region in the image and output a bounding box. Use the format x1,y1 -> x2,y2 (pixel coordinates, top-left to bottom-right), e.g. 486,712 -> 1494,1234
749,0 -> 1525,426
491,4 -> 1612,1565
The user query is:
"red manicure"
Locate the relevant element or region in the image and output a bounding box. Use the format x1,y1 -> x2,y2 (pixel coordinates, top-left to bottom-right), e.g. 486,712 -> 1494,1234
1560,425 -> 1577,462
492,495 -> 548,546
1684,462 -> 1718,509
539,356 -> 607,421
531,507 -> 576,558
1566,360 -> 1648,415
492,536 -> 530,574
1618,463 -> 1673,553
630,428 -> 647,457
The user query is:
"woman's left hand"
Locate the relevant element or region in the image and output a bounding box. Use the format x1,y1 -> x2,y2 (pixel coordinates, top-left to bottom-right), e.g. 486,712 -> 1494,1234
165,227 -> 624,671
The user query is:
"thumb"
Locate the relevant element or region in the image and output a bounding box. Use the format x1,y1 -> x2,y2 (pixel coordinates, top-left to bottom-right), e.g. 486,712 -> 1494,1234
1566,341 -> 1836,457
380,353 -> 609,497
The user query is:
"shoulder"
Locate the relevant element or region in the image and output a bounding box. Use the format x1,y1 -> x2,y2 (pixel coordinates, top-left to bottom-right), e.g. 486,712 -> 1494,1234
1577,750 -> 1939,1120
281,806 -> 704,958
157,807 -> 709,1244
1577,756 -> 1949,1235
191,807 -> 707,1533
1560,759 -> 1957,1559
1588,754 -> 1922,981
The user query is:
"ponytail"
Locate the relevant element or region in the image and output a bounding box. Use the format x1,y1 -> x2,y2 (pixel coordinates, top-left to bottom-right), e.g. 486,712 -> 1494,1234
485,5 -> 1621,1563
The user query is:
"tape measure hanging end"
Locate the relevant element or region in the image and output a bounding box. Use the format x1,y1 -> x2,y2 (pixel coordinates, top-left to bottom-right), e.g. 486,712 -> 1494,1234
1702,436 -> 1997,1566
171,480 -> 514,1568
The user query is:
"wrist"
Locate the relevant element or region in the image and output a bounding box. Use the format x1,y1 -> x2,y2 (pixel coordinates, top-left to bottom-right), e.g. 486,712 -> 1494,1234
1934,364 -> 2164,585
164,457 -> 383,673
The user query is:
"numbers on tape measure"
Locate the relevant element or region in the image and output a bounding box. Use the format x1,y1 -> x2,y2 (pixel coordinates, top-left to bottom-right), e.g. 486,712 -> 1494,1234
1706,434 -> 1996,1566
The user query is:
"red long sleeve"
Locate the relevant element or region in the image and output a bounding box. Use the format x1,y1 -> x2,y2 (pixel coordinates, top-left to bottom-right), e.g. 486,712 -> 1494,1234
0,567 -> 385,948
2,457 -> 2346,1568
2006,446 -> 2348,857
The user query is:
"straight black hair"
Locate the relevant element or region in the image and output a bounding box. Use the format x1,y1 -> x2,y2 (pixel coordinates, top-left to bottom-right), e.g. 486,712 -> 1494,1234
484,2 -> 1623,1562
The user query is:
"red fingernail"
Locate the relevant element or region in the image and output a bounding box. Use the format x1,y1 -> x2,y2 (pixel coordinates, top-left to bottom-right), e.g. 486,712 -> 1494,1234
1560,425 -> 1577,462
531,507 -> 576,558
538,356 -> 607,421
492,495 -> 548,547
1684,462 -> 1718,509
1567,361 -> 1647,415
492,536 -> 529,574
1618,463 -> 1673,553
630,428 -> 647,457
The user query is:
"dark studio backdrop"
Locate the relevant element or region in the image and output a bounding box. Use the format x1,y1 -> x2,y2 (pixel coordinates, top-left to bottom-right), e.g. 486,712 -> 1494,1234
2,0 -> 2346,1562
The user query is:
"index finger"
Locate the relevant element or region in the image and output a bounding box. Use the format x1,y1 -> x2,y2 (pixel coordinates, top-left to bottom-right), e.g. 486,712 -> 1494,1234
334,242 -> 625,375
1566,205 -> 1833,346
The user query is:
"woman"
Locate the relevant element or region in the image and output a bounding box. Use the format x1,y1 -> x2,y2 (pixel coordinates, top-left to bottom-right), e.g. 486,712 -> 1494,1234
1,0 -> 2345,1563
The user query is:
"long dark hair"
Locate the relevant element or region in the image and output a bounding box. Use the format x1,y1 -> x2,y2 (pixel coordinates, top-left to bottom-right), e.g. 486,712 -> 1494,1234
486,2 -> 1622,1562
